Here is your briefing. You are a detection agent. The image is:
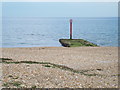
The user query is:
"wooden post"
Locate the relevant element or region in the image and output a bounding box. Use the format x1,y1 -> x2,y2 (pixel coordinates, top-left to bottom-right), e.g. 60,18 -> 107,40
70,19 -> 72,39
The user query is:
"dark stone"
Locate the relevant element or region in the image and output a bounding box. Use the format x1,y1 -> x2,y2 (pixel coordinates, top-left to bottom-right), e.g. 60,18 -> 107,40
59,39 -> 98,47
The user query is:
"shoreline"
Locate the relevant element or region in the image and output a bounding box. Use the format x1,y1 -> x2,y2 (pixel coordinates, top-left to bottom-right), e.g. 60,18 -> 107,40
1,46 -> 118,48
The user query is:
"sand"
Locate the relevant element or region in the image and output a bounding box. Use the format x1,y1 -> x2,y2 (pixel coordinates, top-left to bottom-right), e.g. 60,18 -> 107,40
0,47 -> 118,88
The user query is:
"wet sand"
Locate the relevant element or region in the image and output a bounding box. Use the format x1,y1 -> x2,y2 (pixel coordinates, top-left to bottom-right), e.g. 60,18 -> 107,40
1,47 -> 118,88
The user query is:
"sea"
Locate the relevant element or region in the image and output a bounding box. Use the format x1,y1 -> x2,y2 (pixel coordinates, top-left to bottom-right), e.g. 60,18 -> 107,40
2,17 -> 118,47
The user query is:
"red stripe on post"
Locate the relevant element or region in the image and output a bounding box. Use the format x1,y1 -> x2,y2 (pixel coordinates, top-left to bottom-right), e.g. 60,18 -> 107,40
70,19 -> 72,39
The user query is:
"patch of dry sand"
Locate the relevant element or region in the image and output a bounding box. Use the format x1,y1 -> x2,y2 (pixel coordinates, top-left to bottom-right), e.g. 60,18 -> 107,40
1,47 -> 118,88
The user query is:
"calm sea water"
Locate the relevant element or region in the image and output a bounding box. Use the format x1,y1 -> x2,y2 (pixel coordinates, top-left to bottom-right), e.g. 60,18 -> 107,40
2,17 -> 118,47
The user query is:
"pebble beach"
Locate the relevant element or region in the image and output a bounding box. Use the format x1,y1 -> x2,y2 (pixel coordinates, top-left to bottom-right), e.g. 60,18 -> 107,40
0,47 -> 118,88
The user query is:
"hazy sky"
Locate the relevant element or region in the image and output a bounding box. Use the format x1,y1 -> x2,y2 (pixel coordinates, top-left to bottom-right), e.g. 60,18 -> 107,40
2,0 -> 119,2
2,2 -> 118,17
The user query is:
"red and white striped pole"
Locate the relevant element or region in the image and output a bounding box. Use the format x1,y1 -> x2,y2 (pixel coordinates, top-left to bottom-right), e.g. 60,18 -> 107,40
70,19 -> 72,39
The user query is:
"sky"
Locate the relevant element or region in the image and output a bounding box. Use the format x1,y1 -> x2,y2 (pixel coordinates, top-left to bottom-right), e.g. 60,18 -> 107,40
1,0 -> 119,2
2,2 -> 118,17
